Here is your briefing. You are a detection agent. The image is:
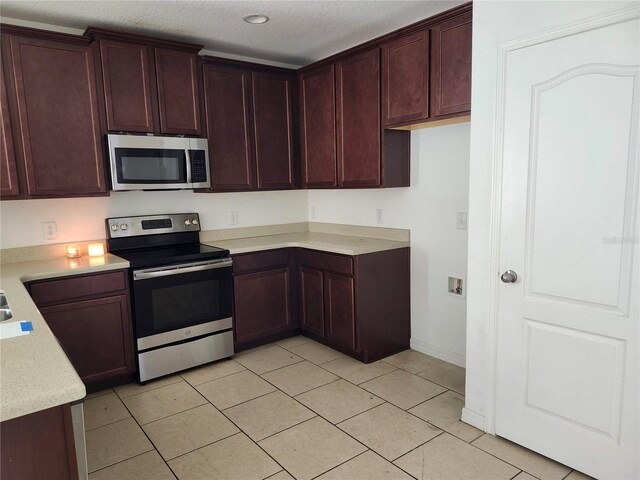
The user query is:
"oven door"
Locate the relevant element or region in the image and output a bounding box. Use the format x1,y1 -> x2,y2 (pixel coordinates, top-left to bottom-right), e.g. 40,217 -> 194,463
131,258 -> 233,347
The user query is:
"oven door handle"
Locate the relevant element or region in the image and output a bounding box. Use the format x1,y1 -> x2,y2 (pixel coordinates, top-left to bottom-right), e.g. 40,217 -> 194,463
133,258 -> 233,280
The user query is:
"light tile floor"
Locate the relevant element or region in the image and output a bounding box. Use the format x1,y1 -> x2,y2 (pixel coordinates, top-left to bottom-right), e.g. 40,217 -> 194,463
85,337 -> 593,480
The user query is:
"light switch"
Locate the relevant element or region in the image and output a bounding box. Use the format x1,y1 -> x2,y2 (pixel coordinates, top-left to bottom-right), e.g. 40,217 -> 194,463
229,211 -> 238,225
456,212 -> 468,230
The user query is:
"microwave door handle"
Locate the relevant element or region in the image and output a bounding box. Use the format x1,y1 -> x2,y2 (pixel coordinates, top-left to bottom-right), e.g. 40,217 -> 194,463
185,148 -> 192,185
133,258 -> 233,280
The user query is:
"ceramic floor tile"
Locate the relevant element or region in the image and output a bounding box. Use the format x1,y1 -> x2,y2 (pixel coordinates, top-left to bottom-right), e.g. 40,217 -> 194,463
296,379 -> 384,424
288,341 -> 345,364
321,356 -> 397,385
409,391 -> 483,442
86,417 -> 154,473
85,388 -> 114,400
224,391 -> 316,441
169,432 -> 281,480
394,433 -> 519,480
316,451 -> 414,480
383,349 -> 444,374
262,360 -> 339,396
195,370 -> 276,410
471,434 -> 572,480
88,451 -> 175,480
143,403 -> 239,460
512,472 -> 538,480
259,417 -> 367,480
114,375 -> 183,399
84,391 -> 131,431
122,381 -> 207,425
360,369 -> 447,409
276,335 -> 314,350
180,359 -> 246,386
417,361 -> 466,394
565,470 -> 596,480
266,471 -> 295,480
338,403 -> 441,461
233,345 -> 303,374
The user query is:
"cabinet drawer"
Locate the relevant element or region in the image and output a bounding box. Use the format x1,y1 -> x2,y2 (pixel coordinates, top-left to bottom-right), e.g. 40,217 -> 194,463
233,249 -> 290,274
29,270 -> 127,306
298,249 -> 353,276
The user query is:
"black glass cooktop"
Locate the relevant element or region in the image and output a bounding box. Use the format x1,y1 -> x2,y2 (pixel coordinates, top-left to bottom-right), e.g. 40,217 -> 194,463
112,243 -> 229,269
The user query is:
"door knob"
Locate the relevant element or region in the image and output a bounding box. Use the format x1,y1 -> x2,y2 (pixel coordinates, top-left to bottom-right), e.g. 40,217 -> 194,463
501,270 -> 518,283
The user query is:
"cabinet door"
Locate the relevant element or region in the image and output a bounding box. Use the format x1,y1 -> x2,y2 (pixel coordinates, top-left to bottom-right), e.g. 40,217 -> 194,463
9,35 -> 106,196
202,64 -> 255,191
324,273 -> 356,350
39,294 -> 135,384
252,71 -> 294,190
336,48 -> 381,187
0,55 -> 19,197
299,267 -> 325,337
155,48 -> 202,135
234,267 -> 292,344
300,65 -> 337,187
431,12 -> 472,117
99,39 -> 155,133
382,29 -> 429,126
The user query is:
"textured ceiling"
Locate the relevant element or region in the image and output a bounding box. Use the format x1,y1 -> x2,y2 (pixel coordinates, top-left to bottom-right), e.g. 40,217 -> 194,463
0,1 -> 465,67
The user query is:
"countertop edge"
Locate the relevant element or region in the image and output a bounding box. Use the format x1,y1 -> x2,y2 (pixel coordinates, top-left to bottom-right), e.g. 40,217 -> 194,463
0,254 -> 130,422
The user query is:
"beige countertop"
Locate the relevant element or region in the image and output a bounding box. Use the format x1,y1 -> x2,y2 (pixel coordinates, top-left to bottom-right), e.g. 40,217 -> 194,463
204,231 -> 410,256
0,253 -> 129,422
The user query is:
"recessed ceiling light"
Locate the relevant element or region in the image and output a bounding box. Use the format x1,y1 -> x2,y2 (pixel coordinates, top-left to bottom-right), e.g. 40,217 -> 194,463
243,14 -> 269,24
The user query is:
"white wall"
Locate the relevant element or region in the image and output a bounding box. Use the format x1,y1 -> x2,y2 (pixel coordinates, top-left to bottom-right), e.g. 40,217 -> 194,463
0,190 -> 308,249
309,123 -> 471,366
464,0 -> 635,431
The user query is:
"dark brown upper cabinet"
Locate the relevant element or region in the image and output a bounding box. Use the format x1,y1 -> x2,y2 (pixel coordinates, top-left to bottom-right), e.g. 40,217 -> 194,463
199,58 -> 297,193
336,48 -> 382,188
431,11 -> 472,118
86,28 -> 203,136
299,64 -> 337,188
6,32 -> 106,197
0,54 -> 19,198
382,29 -> 429,127
98,39 -> 154,133
155,48 -> 201,135
202,63 -> 255,191
252,71 -> 295,190
380,6 -> 471,128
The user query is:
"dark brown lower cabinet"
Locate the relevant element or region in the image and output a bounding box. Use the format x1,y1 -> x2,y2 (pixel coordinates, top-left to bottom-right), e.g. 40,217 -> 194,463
27,270 -> 135,385
232,249 -> 297,348
324,273 -> 356,350
299,267 -> 325,337
298,247 -> 409,362
231,247 -> 409,362
39,294 -> 134,383
1,404 -> 78,480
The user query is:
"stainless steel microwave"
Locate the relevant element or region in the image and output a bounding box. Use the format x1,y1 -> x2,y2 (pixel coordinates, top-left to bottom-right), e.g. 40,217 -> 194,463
107,134 -> 210,191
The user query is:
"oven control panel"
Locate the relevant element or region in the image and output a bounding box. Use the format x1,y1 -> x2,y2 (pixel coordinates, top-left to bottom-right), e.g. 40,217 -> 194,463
107,213 -> 200,238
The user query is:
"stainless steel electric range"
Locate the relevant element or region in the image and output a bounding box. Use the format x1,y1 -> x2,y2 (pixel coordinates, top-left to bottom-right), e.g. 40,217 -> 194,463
107,213 -> 233,382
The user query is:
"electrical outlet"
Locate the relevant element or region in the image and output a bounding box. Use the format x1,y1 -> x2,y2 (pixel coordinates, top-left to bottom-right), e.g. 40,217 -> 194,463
311,206 -> 317,220
376,209 -> 384,224
43,221 -> 57,240
456,212 -> 468,230
229,211 -> 238,225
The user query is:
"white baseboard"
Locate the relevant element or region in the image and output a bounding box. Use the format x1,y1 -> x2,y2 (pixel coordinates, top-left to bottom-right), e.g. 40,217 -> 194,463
461,407 -> 486,431
410,338 -> 466,368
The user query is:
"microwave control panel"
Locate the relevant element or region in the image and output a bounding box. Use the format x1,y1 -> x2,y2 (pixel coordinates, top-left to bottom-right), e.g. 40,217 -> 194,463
190,150 -> 208,183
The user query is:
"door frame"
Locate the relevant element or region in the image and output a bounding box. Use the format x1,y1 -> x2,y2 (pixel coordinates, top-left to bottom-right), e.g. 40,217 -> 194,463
462,3 -> 640,435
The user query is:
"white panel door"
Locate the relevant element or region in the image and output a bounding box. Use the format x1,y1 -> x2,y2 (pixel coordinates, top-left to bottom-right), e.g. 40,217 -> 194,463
496,11 -> 639,480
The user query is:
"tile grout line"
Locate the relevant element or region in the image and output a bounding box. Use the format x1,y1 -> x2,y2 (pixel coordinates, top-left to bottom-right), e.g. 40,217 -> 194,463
93,389 -> 178,478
